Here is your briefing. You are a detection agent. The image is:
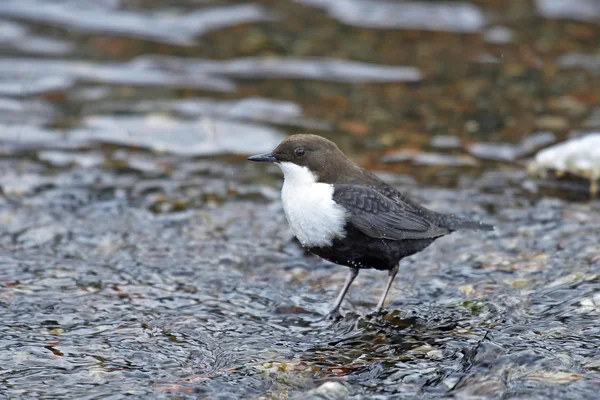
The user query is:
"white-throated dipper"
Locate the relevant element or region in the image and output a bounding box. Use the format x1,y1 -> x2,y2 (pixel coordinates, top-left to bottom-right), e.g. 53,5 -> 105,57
249,134 -> 493,318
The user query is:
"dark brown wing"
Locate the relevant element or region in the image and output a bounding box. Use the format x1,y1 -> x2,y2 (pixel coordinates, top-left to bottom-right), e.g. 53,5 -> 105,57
333,184 -> 450,240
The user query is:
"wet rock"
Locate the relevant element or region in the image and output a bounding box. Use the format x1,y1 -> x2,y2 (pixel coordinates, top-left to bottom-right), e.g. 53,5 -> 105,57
580,294 -> 600,313
528,133 -> 600,196
382,150 -> 478,167
0,19 -> 27,41
253,360 -> 318,389
467,142 -> 520,162
520,132 -> 557,155
0,173 -> 53,195
69,87 -> 111,102
110,150 -> 174,174
296,0 -> 486,32
430,135 -> 461,149
165,97 -> 303,121
0,98 -> 56,125
68,115 -> 285,156
0,73 -> 73,96
558,53 -> 600,74
484,26 -> 514,44
468,132 -> 556,161
12,36 -> 74,55
292,382 -> 350,400
535,0 -> 600,23
142,55 -> 422,83
0,57 -> 235,95
38,150 -> 105,168
88,97 -> 330,131
17,225 -> 66,248
0,125 -> 85,152
0,1 -> 272,45
453,376 -> 507,398
0,19 -> 73,55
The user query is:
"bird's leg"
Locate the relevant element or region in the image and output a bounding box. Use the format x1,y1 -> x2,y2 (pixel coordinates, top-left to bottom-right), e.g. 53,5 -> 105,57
327,268 -> 359,319
374,264 -> 399,314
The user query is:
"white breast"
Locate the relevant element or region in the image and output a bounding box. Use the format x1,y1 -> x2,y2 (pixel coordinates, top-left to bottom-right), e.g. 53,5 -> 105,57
277,162 -> 347,247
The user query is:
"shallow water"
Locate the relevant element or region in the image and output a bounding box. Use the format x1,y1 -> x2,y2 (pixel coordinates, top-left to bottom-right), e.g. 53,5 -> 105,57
0,0 -> 599,399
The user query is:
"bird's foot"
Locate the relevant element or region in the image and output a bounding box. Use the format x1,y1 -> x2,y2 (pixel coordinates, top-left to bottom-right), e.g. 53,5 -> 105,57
325,308 -> 343,321
366,308 -> 386,319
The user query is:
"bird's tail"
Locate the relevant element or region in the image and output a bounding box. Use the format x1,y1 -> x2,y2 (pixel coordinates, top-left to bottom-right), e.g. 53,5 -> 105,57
435,213 -> 494,232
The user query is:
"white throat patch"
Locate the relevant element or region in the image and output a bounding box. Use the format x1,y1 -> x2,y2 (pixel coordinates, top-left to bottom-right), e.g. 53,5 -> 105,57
277,162 -> 347,247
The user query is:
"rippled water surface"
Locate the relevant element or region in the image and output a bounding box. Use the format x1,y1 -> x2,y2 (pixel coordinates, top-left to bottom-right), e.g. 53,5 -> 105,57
1,0 -> 599,398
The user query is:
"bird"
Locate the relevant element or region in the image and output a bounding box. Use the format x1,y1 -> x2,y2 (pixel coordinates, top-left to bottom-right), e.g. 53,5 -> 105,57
248,134 -> 493,319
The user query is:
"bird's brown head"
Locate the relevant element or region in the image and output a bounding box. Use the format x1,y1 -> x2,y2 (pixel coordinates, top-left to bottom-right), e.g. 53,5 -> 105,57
248,134 -> 359,183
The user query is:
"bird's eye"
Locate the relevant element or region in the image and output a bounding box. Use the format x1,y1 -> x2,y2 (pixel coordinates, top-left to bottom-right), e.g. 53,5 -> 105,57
294,148 -> 306,157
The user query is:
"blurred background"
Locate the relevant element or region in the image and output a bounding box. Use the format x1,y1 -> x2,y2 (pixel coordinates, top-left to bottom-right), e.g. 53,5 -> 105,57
0,1 -> 599,399
0,0 -> 598,195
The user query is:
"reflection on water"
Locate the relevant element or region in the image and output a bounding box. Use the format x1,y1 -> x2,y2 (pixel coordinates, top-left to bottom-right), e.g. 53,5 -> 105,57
0,0 -> 599,398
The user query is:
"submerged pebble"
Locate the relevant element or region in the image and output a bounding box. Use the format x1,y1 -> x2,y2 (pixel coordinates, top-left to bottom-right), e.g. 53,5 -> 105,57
468,132 -> 556,162
292,382 -> 350,400
484,26 -> 514,44
68,115 -> 286,157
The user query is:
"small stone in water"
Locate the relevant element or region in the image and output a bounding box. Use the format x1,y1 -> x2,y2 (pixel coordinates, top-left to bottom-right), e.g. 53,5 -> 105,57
292,382 -> 349,400
430,135 -> 461,149
484,26 -> 514,44
467,142 -> 519,161
525,371 -> 583,384
38,150 -> 105,168
518,131 -> 556,155
580,294 -> 600,313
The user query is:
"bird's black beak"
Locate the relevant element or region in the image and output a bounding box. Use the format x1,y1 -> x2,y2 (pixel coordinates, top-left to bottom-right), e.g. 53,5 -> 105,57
247,152 -> 276,162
